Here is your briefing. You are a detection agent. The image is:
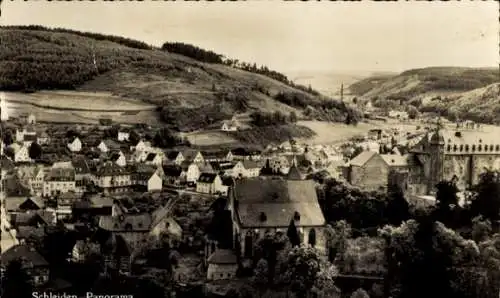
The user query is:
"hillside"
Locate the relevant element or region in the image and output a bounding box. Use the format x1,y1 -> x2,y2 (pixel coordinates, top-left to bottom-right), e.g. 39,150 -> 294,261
349,67 -> 500,123
0,26 -> 358,135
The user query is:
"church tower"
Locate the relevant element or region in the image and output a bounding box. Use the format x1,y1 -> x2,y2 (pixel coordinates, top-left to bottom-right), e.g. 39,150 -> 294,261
427,118 -> 445,195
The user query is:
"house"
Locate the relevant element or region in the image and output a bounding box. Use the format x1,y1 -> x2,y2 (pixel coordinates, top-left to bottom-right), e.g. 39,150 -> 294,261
132,165 -> 163,192
220,120 -> 238,132
227,175 -> 327,259
98,200 -> 182,274
67,137 -> 82,153
9,210 -> 56,229
117,130 -> 130,142
242,160 -> 263,177
15,126 -> 37,143
27,113 -> 36,125
12,143 -> 32,163
17,165 -> 45,196
43,167 -> 76,197
201,150 -> 234,162
72,239 -> 101,263
93,162 -> 132,194
149,203 -> 183,241
181,161 -> 213,185
144,152 -> 163,167
131,149 -> 149,163
206,249 -> 238,280
53,192 -> 82,221
132,140 -> 152,152
98,139 -> 121,153
171,150 -> 204,165
1,245 -> 50,287
210,162 -> 238,178
344,151 -> 409,192
14,226 -> 45,245
37,131 -> 50,145
162,165 -> 185,186
368,129 -> 383,140
109,151 -> 127,167
388,110 -> 409,120
196,173 -> 225,195
72,156 -> 92,193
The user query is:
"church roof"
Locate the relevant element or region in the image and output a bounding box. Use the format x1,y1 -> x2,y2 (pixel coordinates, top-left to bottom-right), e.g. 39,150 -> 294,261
232,178 -> 325,228
287,165 -> 303,180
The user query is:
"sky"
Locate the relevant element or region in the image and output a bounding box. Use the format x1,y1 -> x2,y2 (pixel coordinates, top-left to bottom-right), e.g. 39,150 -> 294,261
1,1 -> 498,74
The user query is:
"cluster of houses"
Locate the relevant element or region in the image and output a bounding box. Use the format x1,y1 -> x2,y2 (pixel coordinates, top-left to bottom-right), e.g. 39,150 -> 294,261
0,114 -> 351,291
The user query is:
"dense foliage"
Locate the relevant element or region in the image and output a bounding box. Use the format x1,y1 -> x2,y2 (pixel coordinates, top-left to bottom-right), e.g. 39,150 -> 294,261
161,42 -> 224,64
228,124 -> 315,148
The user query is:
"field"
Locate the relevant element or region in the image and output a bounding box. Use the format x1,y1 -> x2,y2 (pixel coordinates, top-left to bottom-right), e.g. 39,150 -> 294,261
183,130 -> 239,146
3,91 -> 161,125
298,119 -> 420,145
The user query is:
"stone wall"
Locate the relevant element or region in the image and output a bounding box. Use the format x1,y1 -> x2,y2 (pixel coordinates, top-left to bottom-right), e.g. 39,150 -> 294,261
350,155 -> 389,192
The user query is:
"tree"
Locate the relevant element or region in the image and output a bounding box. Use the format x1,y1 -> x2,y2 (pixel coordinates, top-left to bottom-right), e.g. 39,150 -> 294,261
260,159 -> 275,176
351,288 -> 370,298
289,111 -> 298,123
253,259 -> 269,288
406,106 -> 419,119
129,129 -> 140,145
1,259 -> 34,298
2,128 -> 13,146
386,183 -> 410,226
471,216 -> 492,243
279,246 -> 337,298
28,141 -> 42,160
286,219 -> 301,247
470,170 -> 500,221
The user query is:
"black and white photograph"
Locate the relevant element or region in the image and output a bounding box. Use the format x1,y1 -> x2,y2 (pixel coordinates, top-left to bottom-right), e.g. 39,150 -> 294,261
0,1 -> 499,298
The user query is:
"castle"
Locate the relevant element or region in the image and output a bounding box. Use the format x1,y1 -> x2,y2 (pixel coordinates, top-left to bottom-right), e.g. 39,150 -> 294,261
407,120 -> 500,195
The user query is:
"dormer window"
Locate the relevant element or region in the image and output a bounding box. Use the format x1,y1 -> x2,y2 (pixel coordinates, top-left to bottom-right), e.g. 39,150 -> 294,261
293,211 -> 301,221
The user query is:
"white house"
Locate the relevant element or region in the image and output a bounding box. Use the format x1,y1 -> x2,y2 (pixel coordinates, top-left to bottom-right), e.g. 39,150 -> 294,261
147,172 -> 163,192
196,173 -> 225,195
110,151 -> 127,167
220,120 -> 238,132
242,160 -> 262,177
228,161 -> 246,178
67,137 -> 82,153
43,167 -> 76,197
93,162 -> 132,194
117,131 -> 130,142
27,114 -> 36,125
15,127 -> 37,143
97,139 -> 120,153
133,140 -> 152,152
144,153 -> 163,167
388,110 -> 409,120
13,144 -> 32,163
206,249 -> 238,280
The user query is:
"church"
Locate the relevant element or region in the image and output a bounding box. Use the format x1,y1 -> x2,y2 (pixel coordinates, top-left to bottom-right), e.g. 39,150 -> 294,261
407,121 -> 500,195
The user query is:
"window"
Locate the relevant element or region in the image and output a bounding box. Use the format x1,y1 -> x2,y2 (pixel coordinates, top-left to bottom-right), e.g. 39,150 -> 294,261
485,146 -> 488,152
472,145 -> 476,151
308,229 -> 317,247
465,145 -> 469,152
446,145 -> 451,152
453,145 -> 457,152
460,145 -> 464,152
490,145 -> 494,151
497,145 -> 500,152
478,145 -> 482,152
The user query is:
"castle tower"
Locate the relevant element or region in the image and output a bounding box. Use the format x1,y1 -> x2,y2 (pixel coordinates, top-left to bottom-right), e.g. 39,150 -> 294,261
427,117 -> 445,195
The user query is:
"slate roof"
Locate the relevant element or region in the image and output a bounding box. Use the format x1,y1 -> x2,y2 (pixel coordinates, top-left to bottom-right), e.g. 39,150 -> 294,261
109,152 -> 123,162
145,153 -> 157,162
182,150 -> 201,161
166,151 -> 181,160
201,151 -> 230,160
72,157 -> 91,175
0,157 -> 15,172
16,226 -> 46,240
232,178 -> 325,228
380,154 -> 409,167
46,167 -> 75,181
98,213 -> 152,232
95,162 -> 130,176
101,139 -> 121,151
349,151 -> 377,167
198,173 -> 218,183
1,245 -> 49,268
210,162 -> 236,172
242,160 -> 262,169
286,165 -> 303,180
207,249 -> 238,264
163,165 -> 183,177
4,197 -> 45,212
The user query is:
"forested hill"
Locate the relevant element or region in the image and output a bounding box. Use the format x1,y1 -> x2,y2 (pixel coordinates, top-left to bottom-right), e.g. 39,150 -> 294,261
0,26 -> 361,130
348,67 -> 500,123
